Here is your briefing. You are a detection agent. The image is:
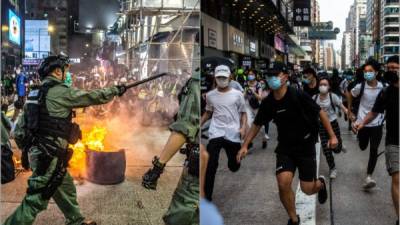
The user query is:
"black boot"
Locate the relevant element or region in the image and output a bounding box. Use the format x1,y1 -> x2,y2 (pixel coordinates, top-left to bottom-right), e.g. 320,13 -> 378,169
81,221 -> 96,225
142,156 -> 166,190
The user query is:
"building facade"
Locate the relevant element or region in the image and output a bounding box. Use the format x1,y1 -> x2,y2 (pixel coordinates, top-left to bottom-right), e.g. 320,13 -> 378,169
380,0 -> 399,62
341,31 -> 352,69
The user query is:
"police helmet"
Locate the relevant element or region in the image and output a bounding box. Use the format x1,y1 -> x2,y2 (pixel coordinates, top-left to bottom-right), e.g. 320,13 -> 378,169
38,54 -> 70,79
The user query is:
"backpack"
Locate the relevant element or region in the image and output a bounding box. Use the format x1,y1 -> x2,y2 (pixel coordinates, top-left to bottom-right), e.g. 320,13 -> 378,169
247,84 -> 261,109
313,92 -> 336,113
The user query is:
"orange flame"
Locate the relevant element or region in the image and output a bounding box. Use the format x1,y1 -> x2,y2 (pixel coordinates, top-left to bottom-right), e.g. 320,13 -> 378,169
69,125 -> 108,177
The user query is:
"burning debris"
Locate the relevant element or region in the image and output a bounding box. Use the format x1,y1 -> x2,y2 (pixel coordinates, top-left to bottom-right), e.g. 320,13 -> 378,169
69,125 -> 126,185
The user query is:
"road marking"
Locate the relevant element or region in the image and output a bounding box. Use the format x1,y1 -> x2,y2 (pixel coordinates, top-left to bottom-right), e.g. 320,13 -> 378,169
295,143 -> 320,225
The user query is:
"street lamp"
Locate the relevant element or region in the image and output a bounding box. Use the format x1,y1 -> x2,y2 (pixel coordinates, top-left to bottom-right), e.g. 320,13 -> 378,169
1,25 -> 9,32
48,25 -> 55,33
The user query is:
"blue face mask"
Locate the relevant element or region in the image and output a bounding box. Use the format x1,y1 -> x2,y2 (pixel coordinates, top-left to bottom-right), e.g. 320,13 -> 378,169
346,75 -> 353,81
364,72 -> 376,81
267,76 -> 282,90
64,72 -> 72,87
302,78 -> 311,84
248,75 -> 255,81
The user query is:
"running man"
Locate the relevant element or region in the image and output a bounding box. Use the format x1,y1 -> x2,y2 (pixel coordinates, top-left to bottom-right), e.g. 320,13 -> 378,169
237,62 -> 338,225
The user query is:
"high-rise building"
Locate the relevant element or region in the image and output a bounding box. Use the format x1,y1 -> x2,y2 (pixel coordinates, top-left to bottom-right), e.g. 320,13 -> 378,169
319,40 -> 325,69
325,43 -> 334,70
25,0 -> 69,55
366,0 -> 381,60
380,0 -> 399,62
341,32 -> 352,69
311,0 -> 321,68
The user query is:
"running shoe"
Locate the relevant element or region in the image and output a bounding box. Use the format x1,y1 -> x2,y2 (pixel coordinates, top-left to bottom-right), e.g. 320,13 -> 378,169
287,215 -> 300,225
330,169 -> 337,179
318,176 -> 328,204
363,176 -> 376,189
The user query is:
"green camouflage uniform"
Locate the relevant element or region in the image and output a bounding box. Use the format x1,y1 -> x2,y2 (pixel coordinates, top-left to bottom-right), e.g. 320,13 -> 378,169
162,70 -> 200,225
3,76 -> 120,225
1,112 -> 12,148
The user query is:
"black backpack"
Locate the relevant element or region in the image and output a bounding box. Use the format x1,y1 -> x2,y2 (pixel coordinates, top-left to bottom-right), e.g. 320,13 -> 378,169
313,92 -> 336,113
247,84 -> 261,109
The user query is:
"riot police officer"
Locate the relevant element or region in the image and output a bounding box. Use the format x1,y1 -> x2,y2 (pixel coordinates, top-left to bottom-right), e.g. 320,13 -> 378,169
142,40 -> 200,225
3,55 -> 126,225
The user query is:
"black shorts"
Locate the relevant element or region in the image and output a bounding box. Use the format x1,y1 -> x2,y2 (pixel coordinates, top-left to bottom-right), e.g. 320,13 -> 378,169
276,153 -> 317,182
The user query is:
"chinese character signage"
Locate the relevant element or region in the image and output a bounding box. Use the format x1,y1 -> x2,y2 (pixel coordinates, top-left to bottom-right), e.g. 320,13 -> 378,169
293,0 -> 311,26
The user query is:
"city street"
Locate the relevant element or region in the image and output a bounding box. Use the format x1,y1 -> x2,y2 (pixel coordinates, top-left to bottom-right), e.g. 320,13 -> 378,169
1,126 -> 186,225
207,118 -> 396,225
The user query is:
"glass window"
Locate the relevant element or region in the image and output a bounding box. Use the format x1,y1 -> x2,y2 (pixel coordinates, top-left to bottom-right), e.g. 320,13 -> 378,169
384,46 -> 399,54
384,7 -> 399,15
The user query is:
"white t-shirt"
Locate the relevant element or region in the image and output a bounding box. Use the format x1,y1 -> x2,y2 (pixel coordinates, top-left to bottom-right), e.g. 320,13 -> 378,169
313,93 -> 342,122
206,88 -> 246,143
351,81 -> 385,127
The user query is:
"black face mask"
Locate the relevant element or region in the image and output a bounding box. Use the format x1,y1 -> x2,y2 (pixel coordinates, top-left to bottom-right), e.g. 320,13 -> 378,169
384,71 -> 399,84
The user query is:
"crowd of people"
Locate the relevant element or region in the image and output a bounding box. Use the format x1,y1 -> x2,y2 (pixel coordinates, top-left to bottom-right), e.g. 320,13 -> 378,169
200,55 -> 399,225
1,64 -> 188,127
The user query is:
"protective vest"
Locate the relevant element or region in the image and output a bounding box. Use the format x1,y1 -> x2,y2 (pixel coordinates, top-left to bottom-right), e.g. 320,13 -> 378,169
26,80 -> 81,145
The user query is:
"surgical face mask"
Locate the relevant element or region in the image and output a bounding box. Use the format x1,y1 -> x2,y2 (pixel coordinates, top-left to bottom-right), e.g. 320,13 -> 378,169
319,85 -> 329,94
346,75 -> 353,81
364,72 -> 376,81
302,77 -> 311,84
286,81 -> 290,86
64,71 -> 72,87
248,75 -> 255,81
16,69 -> 21,74
267,76 -> 282,90
215,77 -> 229,88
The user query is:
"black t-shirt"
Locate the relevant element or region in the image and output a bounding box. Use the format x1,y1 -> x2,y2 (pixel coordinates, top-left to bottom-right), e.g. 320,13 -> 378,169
254,88 -> 321,155
372,85 -> 399,146
303,84 -> 319,97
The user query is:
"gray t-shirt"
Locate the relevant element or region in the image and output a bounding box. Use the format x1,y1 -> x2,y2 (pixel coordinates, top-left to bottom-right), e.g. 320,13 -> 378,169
313,93 -> 342,122
206,88 -> 246,143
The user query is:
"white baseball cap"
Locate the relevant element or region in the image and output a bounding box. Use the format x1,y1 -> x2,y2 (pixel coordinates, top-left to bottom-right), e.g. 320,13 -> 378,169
214,65 -> 231,78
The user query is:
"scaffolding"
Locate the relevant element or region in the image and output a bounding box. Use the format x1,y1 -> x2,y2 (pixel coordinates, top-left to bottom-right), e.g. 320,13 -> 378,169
118,0 -> 200,79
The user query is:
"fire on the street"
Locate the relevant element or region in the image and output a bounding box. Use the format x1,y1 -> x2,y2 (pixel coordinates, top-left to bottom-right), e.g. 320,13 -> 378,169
69,125 -> 114,178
